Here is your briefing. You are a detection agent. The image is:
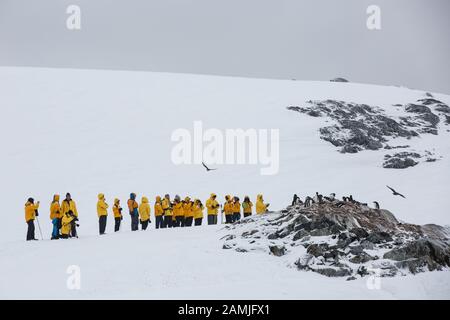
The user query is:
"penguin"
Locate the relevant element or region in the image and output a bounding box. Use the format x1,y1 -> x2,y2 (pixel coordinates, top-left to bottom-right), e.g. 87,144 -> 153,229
373,201 -> 380,210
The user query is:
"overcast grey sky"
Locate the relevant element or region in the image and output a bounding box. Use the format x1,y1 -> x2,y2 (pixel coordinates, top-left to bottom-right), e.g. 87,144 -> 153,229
1,0 -> 449,93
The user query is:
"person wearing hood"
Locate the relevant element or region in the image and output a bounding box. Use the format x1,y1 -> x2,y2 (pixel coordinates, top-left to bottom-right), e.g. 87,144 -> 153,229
173,195 -> 184,227
232,196 -> 241,222
60,210 -> 77,239
97,193 -> 109,235
25,197 -> 39,241
242,196 -> 253,218
154,196 -> 164,229
183,197 -> 194,227
50,194 -> 61,239
223,195 -> 233,224
193,199 -> 204,226
113,198 -> 123,232
256,194 -> 269,214
161,194 -> 173,228
206,193 -> 219,225
61,193 -> 78,237
139,196 -> 151,230
128,193 -> 139,231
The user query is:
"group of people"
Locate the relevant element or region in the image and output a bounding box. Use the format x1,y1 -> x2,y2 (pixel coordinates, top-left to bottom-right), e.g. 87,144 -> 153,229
24,192 -> 270,241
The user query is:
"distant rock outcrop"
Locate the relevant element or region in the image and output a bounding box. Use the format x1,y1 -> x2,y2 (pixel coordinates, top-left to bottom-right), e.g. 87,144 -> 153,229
221,201 -> 450,279
287,95 -> 449,168
330,78 -> 349,83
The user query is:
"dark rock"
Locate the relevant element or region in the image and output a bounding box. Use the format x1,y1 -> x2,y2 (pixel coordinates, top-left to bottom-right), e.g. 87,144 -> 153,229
307,243 -> 329,257
350,227 -> 369,239
235,247 -> 248,253
383,156 -> 418,169
223,243 -> 233,249
330,77 -> 349,83
293,229 -> 309,241
350,252 -> 375,264
242,230 -> 258,238
314,266 -> 352,277
346,276 -> 357,281
367,231 -> 393,244
269,245 -> 286,257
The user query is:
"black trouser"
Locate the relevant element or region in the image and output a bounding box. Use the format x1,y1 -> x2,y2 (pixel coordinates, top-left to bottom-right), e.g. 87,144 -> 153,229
175,216 -> 185,227
185,217 -> 193,227
233,212 -> 241,222
26,220 -> 35,240
71,221 -> 77,238
164,215 -> 173,228
131,214 -> 139,231
99,215 -> 107,234
207,215 -> 217,225
141,219 -> 149,230
114,217 -> 121,232
244,213 -> 251,218
194,218 -> 202,226
225,214 -> 233,224
155,216 -> 163,229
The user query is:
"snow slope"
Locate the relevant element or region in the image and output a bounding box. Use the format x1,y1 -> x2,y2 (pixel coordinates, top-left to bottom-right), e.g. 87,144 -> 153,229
0,66 -> 449,299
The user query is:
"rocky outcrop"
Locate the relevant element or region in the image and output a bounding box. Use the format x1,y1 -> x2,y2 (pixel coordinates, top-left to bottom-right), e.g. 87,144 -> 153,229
221,200 -> 450,279
287,95 -> 449,168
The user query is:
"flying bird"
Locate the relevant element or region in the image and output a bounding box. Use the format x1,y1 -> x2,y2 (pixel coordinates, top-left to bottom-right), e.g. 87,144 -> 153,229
386,185 -> 406,198
202,162 -> 217,172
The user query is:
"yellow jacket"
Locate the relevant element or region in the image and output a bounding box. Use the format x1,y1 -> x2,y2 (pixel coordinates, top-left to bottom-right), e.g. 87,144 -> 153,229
232,201 -> 241,213
193,201 -> 204,219
61,214 -> 74,235
61,199 -> 78,217
113,198 -> 122,218
256,194 -> 268,214
223,200 -> 233,215
139,197 -> 151,221
206,194 -> 219,215
242,201 -> 253,214
97,193 -> 108,217
162,198 -> 173,216
183,198 -> 194,217
24,201 -> 39,222
173,202 -> 184,217
154,196 -> 163,217
50,195 -> 61,220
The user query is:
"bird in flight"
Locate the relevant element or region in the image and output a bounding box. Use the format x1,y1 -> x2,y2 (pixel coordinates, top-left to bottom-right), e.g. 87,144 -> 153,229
386,185 -> 406,198
202,162 -> 217,172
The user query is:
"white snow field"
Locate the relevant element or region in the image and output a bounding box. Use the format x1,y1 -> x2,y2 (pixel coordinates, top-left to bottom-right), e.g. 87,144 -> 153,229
0,66 -> 449,299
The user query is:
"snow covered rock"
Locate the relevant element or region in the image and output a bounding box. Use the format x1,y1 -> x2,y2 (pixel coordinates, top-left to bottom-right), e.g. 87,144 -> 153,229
287,96 -> 450,168
221,200 -> 450,278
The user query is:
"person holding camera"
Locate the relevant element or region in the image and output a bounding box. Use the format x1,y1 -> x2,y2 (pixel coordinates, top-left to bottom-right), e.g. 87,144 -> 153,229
113,198 -> 123,232
256,194 -> 270,214
24,197 -> 40,241
206,193 -> 219,225
60,210 -> 78,239
61,193 -> 79,237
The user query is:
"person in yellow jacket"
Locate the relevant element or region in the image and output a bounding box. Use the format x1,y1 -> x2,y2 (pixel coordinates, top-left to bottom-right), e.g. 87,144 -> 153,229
223,195 -> 234,224
173,195 -> 184,227
161,194 -> 173,228
50,194 -> 61,240
183,197 -> 194,227
61,193 -> 78,237
25,197 -> 40,241
256,194 -> 270,214
232,196 -> 241,222
242,196 -> 253,218
206,193 -> 219,225
97,193 -> 108,235
60,211 -> 77,239
128,193 -> 139,231
154,196 -> 164,229
193,199 -> 204,226
113,198 -> 123,232
139,196 -> 151,230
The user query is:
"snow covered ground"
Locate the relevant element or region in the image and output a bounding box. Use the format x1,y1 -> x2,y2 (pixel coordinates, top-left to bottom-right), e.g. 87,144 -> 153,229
0,66 -> 449,299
